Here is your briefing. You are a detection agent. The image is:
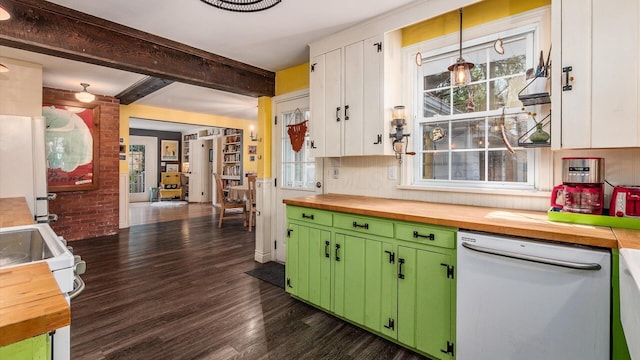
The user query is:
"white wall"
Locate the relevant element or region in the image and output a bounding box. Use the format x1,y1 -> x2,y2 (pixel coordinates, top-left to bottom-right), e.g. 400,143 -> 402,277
322,148 -> 640,211
0,57 -> 42,117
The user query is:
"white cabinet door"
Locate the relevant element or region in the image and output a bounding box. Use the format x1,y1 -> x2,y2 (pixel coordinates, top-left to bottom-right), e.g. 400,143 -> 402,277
343,41 -> 364,156
553,0 -> 639,149
324,48 -> 342,157
363,35 -> 385,155
309,54 -> 326,157
590,0 -> 638,148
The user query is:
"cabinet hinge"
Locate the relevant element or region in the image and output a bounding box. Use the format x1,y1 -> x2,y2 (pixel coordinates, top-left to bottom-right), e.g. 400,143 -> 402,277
440,341 -> 454,356
440,263 -> 455,279
274,178 -> 277,187
374,42 -> 382,52
274,240 -> 277,249
274,115 -> 278,125
311,62 -> 317,72
286,278 -> 292,288
384,250 -> 395,264
383,318 -> 395,330
287,228 -> 292,238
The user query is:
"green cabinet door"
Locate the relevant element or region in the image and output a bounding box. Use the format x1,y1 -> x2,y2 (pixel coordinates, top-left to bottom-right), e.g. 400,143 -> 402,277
397,246 -> 453,360
285,224 -> 300,296
286,223 -> 332,311
0,334 -> 49,360
333,234 -> 397,338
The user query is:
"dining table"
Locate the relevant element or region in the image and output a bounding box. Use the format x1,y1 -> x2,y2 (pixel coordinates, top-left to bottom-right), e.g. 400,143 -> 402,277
228,183 -> 251,201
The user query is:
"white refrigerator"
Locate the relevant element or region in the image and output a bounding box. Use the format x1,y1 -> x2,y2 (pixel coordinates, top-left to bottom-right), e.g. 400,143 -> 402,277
0,114 -> 53,222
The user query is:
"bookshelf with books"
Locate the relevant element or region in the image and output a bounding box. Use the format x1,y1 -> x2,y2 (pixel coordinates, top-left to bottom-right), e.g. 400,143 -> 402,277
220,128 -> 243,194
182,133 -> 198,173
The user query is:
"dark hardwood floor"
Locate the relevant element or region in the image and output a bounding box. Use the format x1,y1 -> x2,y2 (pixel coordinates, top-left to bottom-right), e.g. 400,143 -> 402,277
69,214 -> 426,360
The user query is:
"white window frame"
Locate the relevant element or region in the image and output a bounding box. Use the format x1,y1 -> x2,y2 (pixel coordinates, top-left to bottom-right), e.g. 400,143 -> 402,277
401,7 -> 552,193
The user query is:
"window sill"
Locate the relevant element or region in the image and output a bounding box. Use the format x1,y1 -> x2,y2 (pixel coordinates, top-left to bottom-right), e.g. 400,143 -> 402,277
397,184 -> 551,198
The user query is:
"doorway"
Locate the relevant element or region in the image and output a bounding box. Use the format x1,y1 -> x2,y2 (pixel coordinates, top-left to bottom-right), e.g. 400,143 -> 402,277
273,93 -> 324,262
128,135 -> 158,202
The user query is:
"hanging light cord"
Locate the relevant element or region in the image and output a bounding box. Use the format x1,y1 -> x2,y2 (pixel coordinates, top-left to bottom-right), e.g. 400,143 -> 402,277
457,8 -> 463,60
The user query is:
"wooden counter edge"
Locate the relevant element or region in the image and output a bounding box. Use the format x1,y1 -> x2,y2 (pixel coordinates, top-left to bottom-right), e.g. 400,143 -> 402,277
283,195 -> 619,249
613,228 -> 640,250
0,263 -> 70,347
0,197 -> 35,228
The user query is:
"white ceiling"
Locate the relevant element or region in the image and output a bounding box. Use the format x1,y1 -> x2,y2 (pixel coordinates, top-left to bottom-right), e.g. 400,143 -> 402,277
1,0 -> 418,131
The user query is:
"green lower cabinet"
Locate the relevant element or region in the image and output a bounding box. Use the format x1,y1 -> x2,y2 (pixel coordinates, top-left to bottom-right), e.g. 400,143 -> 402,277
286,207 -> 457,360
333,234 -> 397,339
397,246 -> 454,360
285,223 -> 332,311
0,334 -> 50,360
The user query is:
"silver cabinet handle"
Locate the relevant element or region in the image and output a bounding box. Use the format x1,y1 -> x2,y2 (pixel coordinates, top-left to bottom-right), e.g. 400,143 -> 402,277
461,242 -> 601,270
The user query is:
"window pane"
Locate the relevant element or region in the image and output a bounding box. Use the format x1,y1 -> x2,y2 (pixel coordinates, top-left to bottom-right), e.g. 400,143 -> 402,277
487,150 -> 528,182
489,76 -> 526,109
489,39 -> 527,78
422,122 -> 449,151
452,151 -> 485,181
424,89 -> 451,117
422,57 -> 452,90
128,145 -> 145,194
453,84 -> 487,114
281,108 -> 314,190
451,119 -> 485,150
422,152 -> 449,180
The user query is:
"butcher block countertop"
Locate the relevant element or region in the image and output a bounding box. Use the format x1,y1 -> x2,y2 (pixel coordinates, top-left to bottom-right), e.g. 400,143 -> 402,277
284,194 -> 640,250
0,262 -> 70,347
0,197 -> 34,227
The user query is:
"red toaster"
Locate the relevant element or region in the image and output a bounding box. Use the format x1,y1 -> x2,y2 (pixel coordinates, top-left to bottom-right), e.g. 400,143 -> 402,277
610,186 -> 640,217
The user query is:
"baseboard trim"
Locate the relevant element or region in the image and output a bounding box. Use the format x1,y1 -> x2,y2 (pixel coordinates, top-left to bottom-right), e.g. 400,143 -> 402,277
254,250 -> 272,263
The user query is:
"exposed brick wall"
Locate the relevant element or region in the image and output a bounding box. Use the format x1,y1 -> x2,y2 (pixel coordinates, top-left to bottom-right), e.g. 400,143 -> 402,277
43,87 -> 120,241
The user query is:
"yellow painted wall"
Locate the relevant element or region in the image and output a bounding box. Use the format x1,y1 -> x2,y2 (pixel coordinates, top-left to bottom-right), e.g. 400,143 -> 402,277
275,63 -> 310,96
256,97 -> 272,178
119,104 -> 258,175
402,0 -> 550,47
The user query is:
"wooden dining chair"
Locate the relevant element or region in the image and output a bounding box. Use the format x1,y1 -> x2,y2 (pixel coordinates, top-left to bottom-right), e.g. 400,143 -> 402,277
247,174 -> 257,232
214,173 -> 246,228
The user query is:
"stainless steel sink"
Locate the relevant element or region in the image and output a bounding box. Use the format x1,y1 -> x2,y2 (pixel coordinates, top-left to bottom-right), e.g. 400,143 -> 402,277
0,224 -> 71,273
0,228 -> 54,267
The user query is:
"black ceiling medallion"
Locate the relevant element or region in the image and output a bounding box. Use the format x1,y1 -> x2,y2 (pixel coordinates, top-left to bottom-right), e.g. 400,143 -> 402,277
200,0 -> 281,12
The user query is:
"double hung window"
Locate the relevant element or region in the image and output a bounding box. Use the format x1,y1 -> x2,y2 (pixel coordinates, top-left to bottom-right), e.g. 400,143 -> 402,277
413,25 -> 540,189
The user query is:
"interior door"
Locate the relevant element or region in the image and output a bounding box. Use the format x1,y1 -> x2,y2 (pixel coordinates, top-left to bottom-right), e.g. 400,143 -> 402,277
273,95 -> 324,262
128,135 -> 157,202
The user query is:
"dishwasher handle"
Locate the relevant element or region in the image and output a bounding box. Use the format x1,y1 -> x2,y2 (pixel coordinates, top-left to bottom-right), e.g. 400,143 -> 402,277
461,242 -> 602,271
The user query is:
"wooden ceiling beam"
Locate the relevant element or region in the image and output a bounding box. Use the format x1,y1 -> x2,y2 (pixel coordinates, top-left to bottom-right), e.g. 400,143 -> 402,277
116,77 -> 174,105
0,0 -> 275,98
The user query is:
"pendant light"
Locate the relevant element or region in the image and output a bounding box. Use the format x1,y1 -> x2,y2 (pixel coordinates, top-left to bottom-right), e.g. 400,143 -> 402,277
75,83 -> 96,103
448,8 -> 474,86
0,5 -> 10,21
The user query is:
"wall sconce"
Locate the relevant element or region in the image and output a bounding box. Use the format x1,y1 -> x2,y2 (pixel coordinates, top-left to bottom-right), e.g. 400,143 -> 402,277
447,8 -> 475,86
389,106 -> 415,162
75,83 -> 96,103
249,125 -> 258,142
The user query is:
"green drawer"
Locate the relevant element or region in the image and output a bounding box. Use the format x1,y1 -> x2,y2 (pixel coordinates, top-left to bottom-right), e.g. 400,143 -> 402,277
395,223 -> 455,249
333,213 -> 394,238
286,206 -> 332,227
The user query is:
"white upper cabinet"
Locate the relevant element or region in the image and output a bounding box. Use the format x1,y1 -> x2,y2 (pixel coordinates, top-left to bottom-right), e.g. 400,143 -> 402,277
309,32 -> 401,157
552,0 -> 640,149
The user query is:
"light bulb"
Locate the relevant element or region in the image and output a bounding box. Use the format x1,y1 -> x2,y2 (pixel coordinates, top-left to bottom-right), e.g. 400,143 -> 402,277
454,63 -> 471,86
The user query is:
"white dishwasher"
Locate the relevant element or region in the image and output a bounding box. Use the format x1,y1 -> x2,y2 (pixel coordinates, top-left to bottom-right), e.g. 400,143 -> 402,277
456,231 -> 611,360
